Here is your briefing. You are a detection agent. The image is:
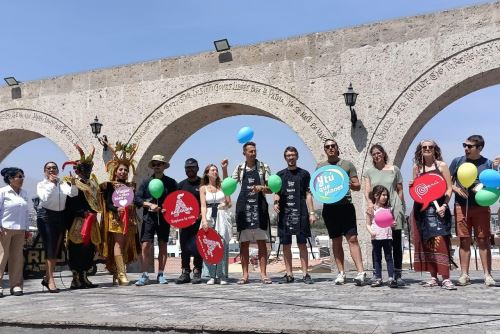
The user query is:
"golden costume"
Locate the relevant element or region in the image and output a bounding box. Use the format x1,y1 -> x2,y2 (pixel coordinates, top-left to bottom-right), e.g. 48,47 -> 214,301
99,142 -> 140,285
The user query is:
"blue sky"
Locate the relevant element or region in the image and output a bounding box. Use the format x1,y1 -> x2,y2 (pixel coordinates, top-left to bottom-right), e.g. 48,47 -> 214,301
1,0 -> 498,213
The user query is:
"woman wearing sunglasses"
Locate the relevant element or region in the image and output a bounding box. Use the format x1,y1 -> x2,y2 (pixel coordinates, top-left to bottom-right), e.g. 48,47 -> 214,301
37,162 -> 78,293
410,140 -> 455,290
0,168 -> 29,297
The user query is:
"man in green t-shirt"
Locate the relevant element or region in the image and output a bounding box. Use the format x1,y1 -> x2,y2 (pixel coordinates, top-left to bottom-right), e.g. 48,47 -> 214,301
318,139 -> 366,286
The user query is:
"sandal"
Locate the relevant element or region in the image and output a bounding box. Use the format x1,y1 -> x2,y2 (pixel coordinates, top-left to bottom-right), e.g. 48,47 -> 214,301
422,277 -> 438,287
441,279 -> 457,290
261,277 -> 273,284
237,278 -> 249,285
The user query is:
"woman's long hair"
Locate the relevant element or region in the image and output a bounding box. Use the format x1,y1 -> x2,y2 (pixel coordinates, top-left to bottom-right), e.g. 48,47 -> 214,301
201,164 -> 221,188
413,140 -> 443,168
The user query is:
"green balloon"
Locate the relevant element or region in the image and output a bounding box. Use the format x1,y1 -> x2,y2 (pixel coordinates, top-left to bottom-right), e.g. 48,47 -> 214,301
268,174 -> 282,193
221,177 -> 237,196
148,179 -> 164,199
475,188 -> 500,207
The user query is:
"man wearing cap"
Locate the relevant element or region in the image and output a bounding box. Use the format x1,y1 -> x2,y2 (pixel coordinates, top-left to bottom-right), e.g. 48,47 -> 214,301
176,158 -> 204,284
134,155 -> 178,286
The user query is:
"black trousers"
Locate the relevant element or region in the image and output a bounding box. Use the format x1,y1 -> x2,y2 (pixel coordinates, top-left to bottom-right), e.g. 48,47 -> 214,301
392,229 -> 403,275
179,220 -> 202,271
68,241 -> 95,272
371,229 -> 403,277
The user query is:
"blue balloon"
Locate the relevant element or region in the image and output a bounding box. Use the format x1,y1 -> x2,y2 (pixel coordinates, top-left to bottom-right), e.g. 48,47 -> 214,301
479,169 -> 500,188
237,127 -> 254,144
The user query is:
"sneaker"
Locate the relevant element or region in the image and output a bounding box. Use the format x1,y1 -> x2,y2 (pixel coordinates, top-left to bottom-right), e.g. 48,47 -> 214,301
371,278 -> 383,287
0,288 -> 3,298
354,272 -> 367,286
207,278 -> 216,285
279,274 -> 295,284
441,279 -> 457,290
176,270 -> 191,284
334,272 -> 346,285
457,273 -> 471,286
219,279 -> 228,285
135,273 -> 150,286
484,275 -> 496,287
192,269 -> 202,284
388,278 -> 398,288
11,287 -> 23,296
396,277 -> 406,287
157,273 -> 168,284
303,274 -> 314,284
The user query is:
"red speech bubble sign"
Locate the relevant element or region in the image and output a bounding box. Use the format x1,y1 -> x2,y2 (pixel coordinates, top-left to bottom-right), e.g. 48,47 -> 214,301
409,173 -> 447,211
162,190 -> 200,228
196,228 -> 224,265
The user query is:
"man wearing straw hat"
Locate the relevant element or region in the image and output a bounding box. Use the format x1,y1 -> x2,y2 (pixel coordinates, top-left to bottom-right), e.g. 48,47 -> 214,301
134,155 -> 178,286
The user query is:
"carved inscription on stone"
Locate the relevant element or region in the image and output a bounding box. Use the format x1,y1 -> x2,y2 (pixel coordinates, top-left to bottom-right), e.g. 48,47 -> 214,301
0,109 -> 78,144
376,40 -> 500,141
133,80 -> 332,143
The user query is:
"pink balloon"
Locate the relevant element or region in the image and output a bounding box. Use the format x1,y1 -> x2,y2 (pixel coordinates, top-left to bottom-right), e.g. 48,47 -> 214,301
374,208 -> 394,228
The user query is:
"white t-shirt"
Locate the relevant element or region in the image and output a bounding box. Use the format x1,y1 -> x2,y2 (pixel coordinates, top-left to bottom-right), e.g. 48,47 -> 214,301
371,207 -> 393,240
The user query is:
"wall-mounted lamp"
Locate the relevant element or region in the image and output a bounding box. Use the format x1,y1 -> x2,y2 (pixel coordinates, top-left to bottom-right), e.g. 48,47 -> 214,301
343,83 -> 359,127
90,116 -> 108,151
4,77 -> 22,99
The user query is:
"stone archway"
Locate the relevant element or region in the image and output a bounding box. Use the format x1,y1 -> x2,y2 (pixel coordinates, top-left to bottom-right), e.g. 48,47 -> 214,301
0,108 -> 84,161
128,79 -> 334,174
365,38 -> 500,174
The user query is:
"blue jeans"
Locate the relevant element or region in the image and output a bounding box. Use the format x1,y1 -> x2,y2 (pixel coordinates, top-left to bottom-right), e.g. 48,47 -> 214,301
202,242 -> 229,279
372,239 -> 394,279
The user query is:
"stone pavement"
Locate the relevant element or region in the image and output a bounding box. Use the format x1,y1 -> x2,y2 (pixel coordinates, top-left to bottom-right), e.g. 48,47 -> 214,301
1,271 -> 500,334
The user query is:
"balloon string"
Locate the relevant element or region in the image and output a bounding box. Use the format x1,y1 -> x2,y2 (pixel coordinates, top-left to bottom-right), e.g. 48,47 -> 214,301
157,198 -> 160,225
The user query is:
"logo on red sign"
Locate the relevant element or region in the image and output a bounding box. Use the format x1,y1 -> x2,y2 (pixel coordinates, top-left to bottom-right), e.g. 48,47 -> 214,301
196,228 -> 224,265
162,190 -> 200,228
409,173 -> 447,211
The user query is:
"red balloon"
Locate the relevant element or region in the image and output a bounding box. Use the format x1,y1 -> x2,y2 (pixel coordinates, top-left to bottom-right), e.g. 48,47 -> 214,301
409,173 -> 447,211
162,190 -> 200,228
196,228 -> 224,265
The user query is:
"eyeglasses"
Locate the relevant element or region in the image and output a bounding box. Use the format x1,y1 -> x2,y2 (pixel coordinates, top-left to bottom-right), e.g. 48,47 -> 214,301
151,162 -> 164,167
422,145 -> 435,150
462,143 -> 478,149
13,175 -> 24,179
324,144 -> 337,150
45,166 -> 58,171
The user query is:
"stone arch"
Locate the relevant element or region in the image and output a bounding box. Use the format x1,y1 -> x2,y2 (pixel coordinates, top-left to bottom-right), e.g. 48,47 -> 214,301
128,79 -> 334,172
0,108 -> 84,161
365,38 -> 500,174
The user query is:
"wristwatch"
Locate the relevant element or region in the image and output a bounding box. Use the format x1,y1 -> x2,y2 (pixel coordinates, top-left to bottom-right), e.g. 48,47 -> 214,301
309,211 -> 316,215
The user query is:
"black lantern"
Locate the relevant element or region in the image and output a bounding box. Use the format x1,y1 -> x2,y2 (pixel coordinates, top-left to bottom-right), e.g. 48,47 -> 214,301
343,83 -> 358,127
90,116 -> 108,150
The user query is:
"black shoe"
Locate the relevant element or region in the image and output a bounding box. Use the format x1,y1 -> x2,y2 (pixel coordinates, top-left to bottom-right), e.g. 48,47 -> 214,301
303,274 -> 314,284
42,277 -> 60,293
191,269 -> 202,284
80,271 -> 98,289
279,274 -> 294,284
176,270 -> 191,284
70,270 -> 85,289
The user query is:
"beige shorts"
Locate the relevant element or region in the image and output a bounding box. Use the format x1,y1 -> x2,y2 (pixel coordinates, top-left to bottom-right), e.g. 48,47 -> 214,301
238,228 -> 268,243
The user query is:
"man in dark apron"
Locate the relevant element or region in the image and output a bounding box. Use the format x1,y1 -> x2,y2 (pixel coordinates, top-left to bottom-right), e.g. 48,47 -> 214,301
222,142 -> 272,284
273,146 -> 316,284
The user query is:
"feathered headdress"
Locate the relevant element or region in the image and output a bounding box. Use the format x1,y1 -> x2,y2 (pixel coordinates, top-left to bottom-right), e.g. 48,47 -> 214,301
62,144 -> 95,171
105,141 -> 138,180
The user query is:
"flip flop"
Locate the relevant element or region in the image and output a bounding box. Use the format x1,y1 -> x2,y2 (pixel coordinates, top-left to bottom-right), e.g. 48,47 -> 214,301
237,278 -> 249,285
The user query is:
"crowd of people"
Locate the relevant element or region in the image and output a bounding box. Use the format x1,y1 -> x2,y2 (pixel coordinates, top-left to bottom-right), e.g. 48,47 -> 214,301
0,135 -> 498,296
